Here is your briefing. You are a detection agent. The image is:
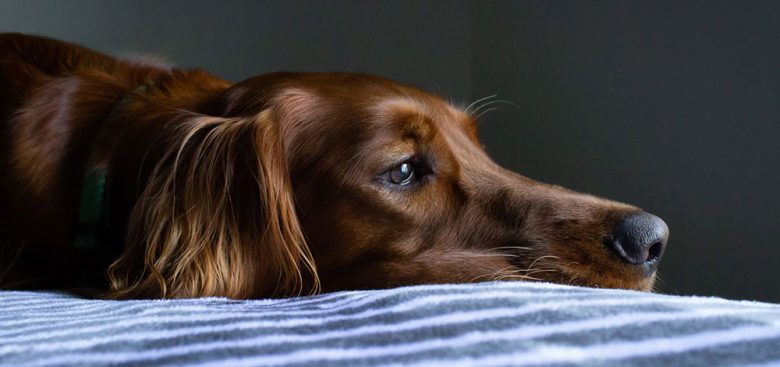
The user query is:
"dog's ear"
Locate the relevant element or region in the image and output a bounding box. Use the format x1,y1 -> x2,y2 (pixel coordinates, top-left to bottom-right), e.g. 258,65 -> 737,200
106,111 -> 319,299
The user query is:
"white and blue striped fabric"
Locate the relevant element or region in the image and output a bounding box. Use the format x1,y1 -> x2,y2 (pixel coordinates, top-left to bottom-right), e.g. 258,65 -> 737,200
1,281 -> 780,367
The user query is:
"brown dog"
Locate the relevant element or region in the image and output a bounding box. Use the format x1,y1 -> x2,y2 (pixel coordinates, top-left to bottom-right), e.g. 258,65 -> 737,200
0,33 -> 668,299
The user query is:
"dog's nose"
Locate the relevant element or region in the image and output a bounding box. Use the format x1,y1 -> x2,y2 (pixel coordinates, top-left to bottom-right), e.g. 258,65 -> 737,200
607,212 -> 669,273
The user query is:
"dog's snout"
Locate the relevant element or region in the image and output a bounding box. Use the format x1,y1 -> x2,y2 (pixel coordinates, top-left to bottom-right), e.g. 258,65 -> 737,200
607,212 -> 669,272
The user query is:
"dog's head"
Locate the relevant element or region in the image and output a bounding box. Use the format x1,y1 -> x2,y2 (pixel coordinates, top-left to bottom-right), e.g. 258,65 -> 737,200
108,72 -> 668,298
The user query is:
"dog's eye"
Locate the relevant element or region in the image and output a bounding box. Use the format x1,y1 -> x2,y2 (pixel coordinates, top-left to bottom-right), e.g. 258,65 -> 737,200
380,158 -> 428,187
389,162 -> 415,185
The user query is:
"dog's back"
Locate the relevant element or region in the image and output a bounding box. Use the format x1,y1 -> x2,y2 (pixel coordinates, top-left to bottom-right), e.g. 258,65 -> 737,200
0,34 -> 152,288
0,34 -> 233,291
1,34 -> 106,287
0,33 -> 116,114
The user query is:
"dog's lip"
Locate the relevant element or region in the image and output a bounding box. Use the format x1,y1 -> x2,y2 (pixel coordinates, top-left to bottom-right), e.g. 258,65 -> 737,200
560,270 -> 657,291
514,258 -> 658,291
498,242 -> 659,289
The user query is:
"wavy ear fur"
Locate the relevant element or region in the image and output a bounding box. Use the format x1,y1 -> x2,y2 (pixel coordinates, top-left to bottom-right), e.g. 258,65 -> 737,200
106,111 -> 319,299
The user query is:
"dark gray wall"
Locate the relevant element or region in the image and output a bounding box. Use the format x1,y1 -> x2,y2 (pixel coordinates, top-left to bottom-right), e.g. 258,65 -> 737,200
2,1 -> 778,301
473,1 -> 780,302
0,0 -> 472,99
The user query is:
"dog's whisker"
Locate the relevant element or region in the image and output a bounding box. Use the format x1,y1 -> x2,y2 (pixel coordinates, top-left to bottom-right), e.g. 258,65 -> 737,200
470,99 -> 519,115
475,107 -> 500,120
469,266 -> 508,283
490,246 -> 535,251
476,265 -> 527,283
471,272 -> 498,283
479,249 -> 522,258
496,273 -> 542,282
460,252 -> 519,259
502,267 -> 556,279
523,268 -> 559,277
652,274 -> 666,292
464,94 -> 497,114
524,255 -> 559,272
516,255 -> 560,279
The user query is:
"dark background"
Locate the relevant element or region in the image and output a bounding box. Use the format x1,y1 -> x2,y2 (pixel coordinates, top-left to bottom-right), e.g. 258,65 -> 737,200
2,1 -> 778,302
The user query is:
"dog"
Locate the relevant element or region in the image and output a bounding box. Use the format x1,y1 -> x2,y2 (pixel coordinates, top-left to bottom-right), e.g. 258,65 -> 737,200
0,33 -> 669,299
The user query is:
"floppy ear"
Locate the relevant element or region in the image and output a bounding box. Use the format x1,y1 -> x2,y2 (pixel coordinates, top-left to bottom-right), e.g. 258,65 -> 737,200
106,111 -> 319,299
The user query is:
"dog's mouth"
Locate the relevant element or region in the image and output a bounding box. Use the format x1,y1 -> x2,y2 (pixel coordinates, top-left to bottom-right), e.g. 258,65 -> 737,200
502,246 -> 660,291
552,267 -> 658,291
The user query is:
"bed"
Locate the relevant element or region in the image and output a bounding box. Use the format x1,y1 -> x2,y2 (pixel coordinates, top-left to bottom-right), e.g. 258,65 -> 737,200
1,281 -> 779,366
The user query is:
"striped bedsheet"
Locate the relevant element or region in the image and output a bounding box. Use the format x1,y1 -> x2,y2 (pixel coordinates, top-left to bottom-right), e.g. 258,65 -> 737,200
1,282 -> 779,367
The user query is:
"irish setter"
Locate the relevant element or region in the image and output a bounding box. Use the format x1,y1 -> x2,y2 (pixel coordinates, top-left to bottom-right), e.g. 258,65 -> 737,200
0,33 -> 669,299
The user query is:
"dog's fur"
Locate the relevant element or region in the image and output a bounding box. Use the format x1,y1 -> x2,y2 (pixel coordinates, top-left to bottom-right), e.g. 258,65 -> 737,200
0,33 -> 662,299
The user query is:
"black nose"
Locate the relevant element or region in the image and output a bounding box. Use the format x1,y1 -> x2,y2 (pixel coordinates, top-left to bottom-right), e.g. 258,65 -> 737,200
607,212 -> 669,272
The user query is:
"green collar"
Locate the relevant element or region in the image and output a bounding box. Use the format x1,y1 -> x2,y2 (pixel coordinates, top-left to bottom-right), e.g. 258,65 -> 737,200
74,166 -> 109,250
74,84 -> 151,250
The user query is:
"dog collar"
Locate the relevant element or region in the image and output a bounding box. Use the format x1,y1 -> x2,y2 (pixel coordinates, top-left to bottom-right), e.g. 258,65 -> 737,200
74,84 -> 151,250
74,165 -> 109,250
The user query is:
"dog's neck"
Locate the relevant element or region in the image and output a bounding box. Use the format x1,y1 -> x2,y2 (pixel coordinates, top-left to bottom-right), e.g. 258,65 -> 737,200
73,83 -> 155,251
